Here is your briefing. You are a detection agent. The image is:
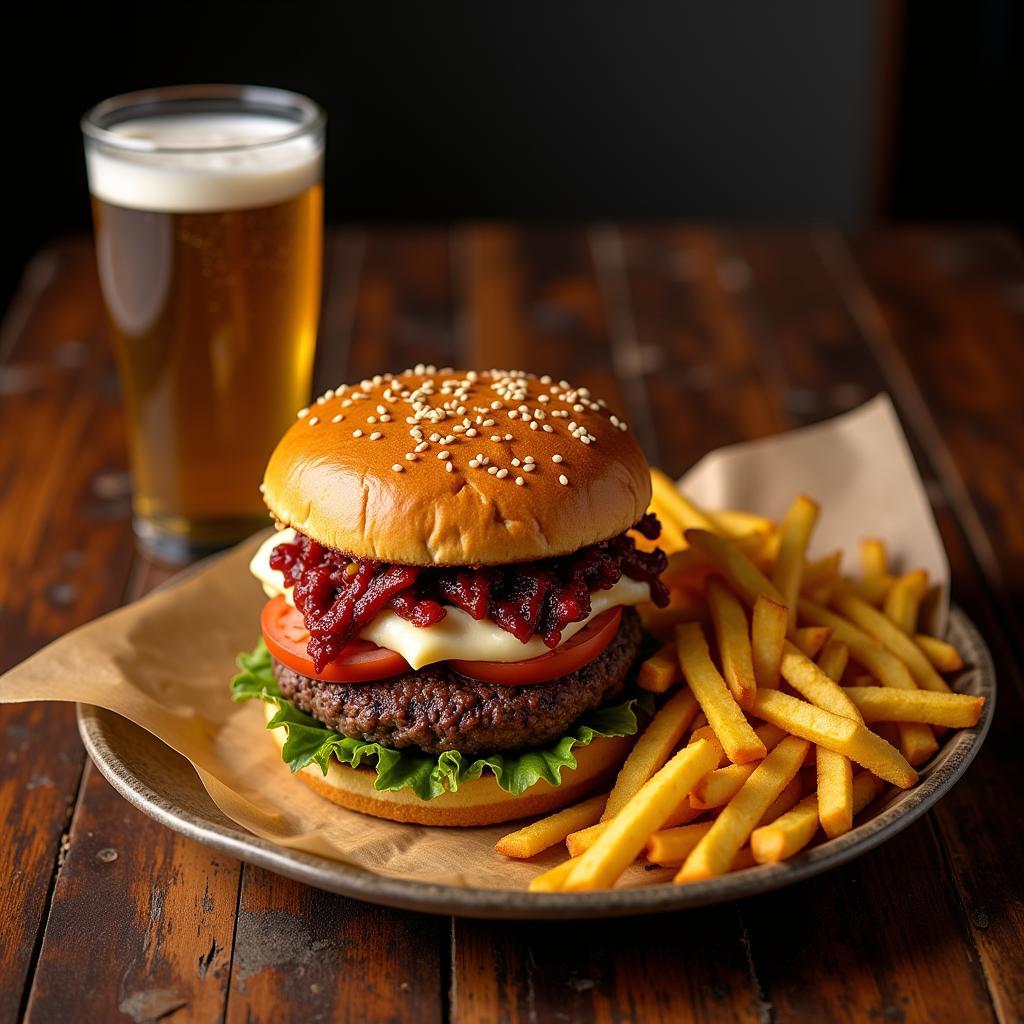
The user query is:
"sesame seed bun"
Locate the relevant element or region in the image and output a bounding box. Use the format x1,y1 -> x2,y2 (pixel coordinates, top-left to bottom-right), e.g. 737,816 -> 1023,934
265,702 -> 633,826
261,368 -> 652,565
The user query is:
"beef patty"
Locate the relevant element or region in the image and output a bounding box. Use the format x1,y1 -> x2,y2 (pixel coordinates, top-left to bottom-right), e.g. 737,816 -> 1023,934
272,608 -> 643,755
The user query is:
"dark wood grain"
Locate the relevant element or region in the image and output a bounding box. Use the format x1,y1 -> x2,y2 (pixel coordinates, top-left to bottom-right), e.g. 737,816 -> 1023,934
3,225 -> 1024,1024
0,242 -> 137,1022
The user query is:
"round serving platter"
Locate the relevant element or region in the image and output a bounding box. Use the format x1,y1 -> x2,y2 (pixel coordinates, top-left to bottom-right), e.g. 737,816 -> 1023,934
77,605 -> 994,920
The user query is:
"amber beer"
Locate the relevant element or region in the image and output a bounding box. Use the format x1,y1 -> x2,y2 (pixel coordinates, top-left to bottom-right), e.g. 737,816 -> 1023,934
82,86 -> 324,560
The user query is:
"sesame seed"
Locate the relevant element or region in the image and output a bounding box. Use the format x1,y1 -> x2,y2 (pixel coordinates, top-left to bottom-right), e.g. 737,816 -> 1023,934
392,464 -> 404,472
482,419 -> 495,427
530,421 -> 539,430
515,476 -> 525,486
581,436 -> 591,445
429,433 -> 440,442
437,450 -> 450,460
487,466 -> 498,475
415,441 -> 429,452
490,435 -> 501,442
353,429 -> 363,438
377,404 -> 387,415
524,455 -> 535,463
297,407 -> 310,419
367,416 -> 377,424
512,458 -> 521,467
552,454 -> 563,463
496,468 -> 509,479
445,461 -> 454,473
331,414 -> 344,423
370,431 -> 383,440
559,474 -> 569,486
466,428 -> 478,438
405,452 -> 416,461
469,459 -> 480,468
342,399 -> 353,408
542,424 -> 553,433
504,434 -> 513,441
523,463 -> 536,472
308,416 -> 319,426
379,414 -> 392,423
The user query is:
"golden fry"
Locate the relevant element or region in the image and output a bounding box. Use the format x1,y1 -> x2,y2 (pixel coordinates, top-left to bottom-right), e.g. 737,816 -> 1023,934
565,821 -> 607,858
495,794 -> 606,858
645,821 -> 714,866
527,858 -> 578,892
771,494 -> 820,631
860,538 -> 888,579
751,688 -> 917,788
843,687 -> 985,728
801,551 -> 842,593
883,569 -> 929,633
684,529 -> 785,608
834,592 -> 951,693
751,595 -> 788,690
638,641 -> 684,693
817,637 -> 849,683
648,498 -> 687,551
690,723 -> 787,809
562,738 -> 722,891
792,626 -> 832,659
707,578 -> 757,710
758,775 -> 803,827
915,634 -> 965,673
675,736 -> 809,882
675,622 -> 767,764
816,748 -> 853,838
602,688 -> 700,820
780,641 -> 863,721
650,468 -> 725,534
715,510 -> 776,538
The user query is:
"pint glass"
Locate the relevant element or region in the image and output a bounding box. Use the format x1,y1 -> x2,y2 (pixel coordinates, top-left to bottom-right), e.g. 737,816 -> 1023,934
82,85 -> 324,562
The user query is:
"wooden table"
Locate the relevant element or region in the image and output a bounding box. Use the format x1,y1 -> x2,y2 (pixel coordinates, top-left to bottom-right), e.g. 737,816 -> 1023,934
2,226 -> 1022,1023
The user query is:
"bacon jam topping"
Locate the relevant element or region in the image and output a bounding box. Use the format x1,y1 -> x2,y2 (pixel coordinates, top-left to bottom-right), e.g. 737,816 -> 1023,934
270,514 -> 670,672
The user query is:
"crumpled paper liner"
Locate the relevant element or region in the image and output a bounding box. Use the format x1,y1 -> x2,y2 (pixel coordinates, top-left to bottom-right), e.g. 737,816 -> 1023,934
0,394 -> 948,889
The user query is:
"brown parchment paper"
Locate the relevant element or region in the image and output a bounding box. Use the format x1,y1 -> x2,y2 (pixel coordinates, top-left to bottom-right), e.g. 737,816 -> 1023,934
0,394 -> 948,889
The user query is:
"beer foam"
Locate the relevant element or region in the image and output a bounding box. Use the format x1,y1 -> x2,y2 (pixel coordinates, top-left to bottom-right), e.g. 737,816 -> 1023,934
86,114 -> 322,212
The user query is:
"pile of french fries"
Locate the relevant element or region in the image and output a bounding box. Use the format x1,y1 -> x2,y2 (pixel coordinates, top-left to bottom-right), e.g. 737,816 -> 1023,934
495,468 -> 984,893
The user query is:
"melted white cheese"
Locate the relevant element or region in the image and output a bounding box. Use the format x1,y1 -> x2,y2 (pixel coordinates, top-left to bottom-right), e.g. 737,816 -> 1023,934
249,529 -> 652,669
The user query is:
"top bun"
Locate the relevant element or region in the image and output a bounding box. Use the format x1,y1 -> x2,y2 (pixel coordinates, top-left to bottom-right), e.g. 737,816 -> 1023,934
262,367 -> 652,565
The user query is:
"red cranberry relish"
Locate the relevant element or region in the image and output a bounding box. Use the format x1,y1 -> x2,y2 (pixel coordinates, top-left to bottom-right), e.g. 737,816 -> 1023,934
270,513 -> 670,672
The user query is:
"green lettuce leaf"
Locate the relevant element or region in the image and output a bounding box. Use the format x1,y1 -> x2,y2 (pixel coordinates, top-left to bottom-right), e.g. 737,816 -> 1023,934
231,639 -> 642,801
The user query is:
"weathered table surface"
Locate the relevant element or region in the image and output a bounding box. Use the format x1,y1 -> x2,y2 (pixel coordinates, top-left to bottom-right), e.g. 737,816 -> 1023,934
2,226 -> 1023,1024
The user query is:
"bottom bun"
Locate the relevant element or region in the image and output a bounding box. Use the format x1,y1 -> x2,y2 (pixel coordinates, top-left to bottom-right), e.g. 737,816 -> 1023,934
265,702 -> 634,827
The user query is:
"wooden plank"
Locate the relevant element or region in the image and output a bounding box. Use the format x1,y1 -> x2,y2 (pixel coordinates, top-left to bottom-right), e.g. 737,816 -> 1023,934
610,225 -> 998,1022
224,868 -> 443,1024
823,227 -> 1024,1021
448,224 -> 764,1024
24,762 -> 241,1024
0,241 -> 138,1021
453,910 -> 765,1024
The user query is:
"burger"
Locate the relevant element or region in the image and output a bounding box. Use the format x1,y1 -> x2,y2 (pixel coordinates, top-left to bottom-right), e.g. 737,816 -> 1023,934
232,367 -> 669,826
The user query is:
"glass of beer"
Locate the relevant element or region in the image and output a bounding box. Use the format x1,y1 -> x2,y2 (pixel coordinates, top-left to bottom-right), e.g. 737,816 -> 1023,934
82,85 -> 324,562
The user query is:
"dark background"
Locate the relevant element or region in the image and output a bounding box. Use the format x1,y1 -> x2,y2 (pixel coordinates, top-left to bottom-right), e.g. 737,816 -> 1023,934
2,1 -> 1021,316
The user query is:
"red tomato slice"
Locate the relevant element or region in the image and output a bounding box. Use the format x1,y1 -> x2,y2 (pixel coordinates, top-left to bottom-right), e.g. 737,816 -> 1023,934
260,596 -> 412,683
449,607 -> 623,685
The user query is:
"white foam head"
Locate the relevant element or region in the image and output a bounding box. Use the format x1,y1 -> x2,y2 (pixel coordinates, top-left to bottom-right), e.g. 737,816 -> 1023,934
85,113 -> 323,213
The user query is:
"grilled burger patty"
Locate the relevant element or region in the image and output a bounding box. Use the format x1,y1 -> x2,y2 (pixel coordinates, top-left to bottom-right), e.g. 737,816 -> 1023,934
272,608 -> 643,756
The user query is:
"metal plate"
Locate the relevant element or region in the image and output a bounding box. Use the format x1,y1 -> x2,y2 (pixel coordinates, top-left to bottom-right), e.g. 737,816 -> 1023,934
77,606 -> 994,920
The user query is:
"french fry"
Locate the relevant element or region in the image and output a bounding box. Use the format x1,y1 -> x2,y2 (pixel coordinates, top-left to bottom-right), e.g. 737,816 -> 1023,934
792,626 -> 832,659
495,794 -> 607,858
690,723 -> 787,809
751,688 -> 917,788
566,821 -> 607,858
814,638 -> 856,838
843,687 -> 985,729
860,538 -> 888,579
800,551 -> 842,593
675,623 -> 767,764
759,775 -> 803,826
675,736 -> 810,882
661,795 -> 706,829
715,510 -> 776,538
645,821 -> 714,866
527,858 -> 578,892
707,579 -> 757,710
816,749 -> 853,838
915,634 -> 965,673
752,772 -> 884,863
798,598 -> 938,764
684,529 -> 785,608
771,495 -> 820,631
638,641 -> 683,693
833,592 -> 951,693
780,641 -> 862,721
817,637 -> 849,684
847,574 -> 895,605
562,738 -> 723,891
883,569 -> 929,633
751,595 -> 788,690
602,688 -> 700,820
650,468 -> 725,534
639,598 -> 707,640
